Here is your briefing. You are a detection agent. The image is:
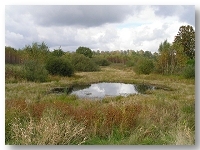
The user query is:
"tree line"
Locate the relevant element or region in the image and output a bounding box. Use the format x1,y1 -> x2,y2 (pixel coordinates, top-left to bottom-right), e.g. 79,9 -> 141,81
5,25 -> 195,82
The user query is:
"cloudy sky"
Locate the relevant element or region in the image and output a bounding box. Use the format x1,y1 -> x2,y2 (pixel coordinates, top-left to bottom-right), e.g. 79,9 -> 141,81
5,5 -> 195,53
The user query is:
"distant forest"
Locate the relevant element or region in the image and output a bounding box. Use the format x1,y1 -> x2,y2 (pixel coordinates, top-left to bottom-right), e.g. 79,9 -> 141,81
5,25 -> 195,80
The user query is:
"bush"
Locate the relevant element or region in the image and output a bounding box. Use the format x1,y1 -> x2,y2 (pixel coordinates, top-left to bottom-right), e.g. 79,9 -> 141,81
23,60 -> 48,82
71,54 -> 100,72
182,59 -> 195,79
126,59 -> 135,67
186,59 -> 195,66
5,64 -> 24,82
92,57 -> 110,66
134,58 -> 154,75
46,57 -> 74,77
183,65 -> 195,79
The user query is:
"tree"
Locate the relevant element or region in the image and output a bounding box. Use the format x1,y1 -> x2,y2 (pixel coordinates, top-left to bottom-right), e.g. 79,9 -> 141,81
51,47 -> 65,57
5,46 -> 22,64
158,39 -> 170,53
174,25 -> 195,59
76,46 -> 93,58
156,40 -> 188,74
143,51 -> 153,59
22,42 -> 50,63
156,40 -> 178,74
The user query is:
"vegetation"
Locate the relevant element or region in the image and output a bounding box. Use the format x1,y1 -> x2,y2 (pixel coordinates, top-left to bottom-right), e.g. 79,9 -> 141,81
5,64 -> 24,83
134,58 -> 154,75
174,25 -> 195,59
76,46 -> 93,58
92,56 -> 111,66
5,65 -> 195,145
70,53 -> 100,72
5,25 -> 195,145
8,108 -> 87,145
46,57 -> 74,77
51,47 -> 65,57
23,60 -> 49,82
182,59 -> 195,79
21,42 -> 50,63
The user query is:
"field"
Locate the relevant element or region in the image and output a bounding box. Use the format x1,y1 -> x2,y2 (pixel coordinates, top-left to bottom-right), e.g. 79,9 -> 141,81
5,64 -> 195,145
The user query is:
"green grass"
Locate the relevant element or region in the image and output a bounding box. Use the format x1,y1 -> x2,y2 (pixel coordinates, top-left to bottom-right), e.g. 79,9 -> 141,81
5,64 -> 195,145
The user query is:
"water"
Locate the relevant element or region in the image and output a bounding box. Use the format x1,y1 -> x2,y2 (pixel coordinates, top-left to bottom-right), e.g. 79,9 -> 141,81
70,82 -> 154,99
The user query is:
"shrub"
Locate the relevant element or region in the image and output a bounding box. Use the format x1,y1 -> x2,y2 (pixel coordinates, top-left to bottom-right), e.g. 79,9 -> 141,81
23,60 -> 48,82
71,54 -> 100,72
46,57 -> 74,77
5,64 -> 24,82
134,58 -> 154,75
186,59 -> 195,66
92,57 -> 110,66
183,65 -> 195,79
182,59 -> 195,79
126,59 -> 135,67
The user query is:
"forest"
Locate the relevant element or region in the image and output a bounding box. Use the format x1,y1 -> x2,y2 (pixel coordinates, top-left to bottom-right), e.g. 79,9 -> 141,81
5,25 -> 195,145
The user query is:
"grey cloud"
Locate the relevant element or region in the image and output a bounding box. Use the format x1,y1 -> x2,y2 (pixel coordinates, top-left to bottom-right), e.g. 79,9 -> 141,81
179,6 -> 195,26
153,5 -> 195,26
153,5 -> 179,16
5,5 -> 195,52
5,6 -> 40,48
25,5 -> 136,27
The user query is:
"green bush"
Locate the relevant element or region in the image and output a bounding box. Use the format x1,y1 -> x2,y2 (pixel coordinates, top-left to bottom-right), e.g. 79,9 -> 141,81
135,58 -> 154,75
126,59 -> 135,67
71,54 -> 100,72
182,59 -> 195,79
5,64 -> 24,82
183,65 -> 195,79
23,60 -> 48,82
186,59 -> 195,66
46,57 -> 74,77
92,57 -> 110,66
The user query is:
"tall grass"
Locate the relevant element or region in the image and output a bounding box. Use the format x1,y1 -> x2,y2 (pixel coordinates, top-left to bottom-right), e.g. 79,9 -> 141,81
5,64 -> 195,145
5,99 -> 141,144
6,104 -> 87,145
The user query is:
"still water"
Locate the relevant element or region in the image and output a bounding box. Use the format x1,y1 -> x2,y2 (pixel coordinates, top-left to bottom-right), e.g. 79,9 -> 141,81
70,82 -> 153,99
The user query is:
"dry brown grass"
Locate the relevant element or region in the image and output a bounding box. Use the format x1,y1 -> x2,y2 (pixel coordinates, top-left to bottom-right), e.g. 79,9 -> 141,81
174,125 -> 195,145
10,108 -> 87,145
6,99 -> 142,142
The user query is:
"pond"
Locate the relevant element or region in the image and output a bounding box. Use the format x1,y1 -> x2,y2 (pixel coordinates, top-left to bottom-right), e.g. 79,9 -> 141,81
68,82 -> 154,99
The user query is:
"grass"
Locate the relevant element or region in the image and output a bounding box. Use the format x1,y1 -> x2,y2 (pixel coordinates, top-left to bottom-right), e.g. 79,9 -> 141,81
8,108 -> 87,145
5,64 -> 195,145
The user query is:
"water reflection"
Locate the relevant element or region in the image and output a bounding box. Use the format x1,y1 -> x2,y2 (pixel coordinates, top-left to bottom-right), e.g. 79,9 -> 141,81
70,82 -> 153,99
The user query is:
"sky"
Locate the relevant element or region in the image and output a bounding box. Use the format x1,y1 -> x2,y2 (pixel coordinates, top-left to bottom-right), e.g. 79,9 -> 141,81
5,5 -> 195,53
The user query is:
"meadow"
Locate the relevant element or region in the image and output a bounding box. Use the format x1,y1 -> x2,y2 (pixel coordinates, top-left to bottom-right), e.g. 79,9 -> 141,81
5,64 -> 195,145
